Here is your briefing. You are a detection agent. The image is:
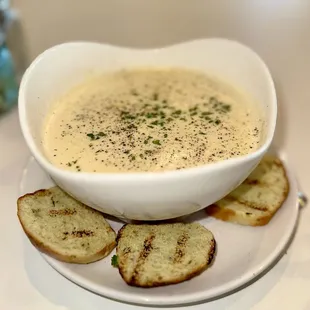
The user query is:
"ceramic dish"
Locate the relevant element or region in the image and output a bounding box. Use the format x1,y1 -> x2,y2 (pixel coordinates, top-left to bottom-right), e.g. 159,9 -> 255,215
19,153 -> 298,306
18,39 -> 277,221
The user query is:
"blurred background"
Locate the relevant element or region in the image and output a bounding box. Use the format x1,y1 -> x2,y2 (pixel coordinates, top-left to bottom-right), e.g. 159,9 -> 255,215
8,0 -> 310,75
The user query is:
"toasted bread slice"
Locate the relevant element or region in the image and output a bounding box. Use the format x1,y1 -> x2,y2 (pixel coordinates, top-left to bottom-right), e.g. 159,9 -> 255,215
17,186 -> 116,263
116,223 -> 216,287
206,155 -> 289,226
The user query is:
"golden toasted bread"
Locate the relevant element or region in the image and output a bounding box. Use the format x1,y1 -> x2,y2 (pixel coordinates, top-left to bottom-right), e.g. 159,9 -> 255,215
116,222 -> 216,287
17,186 -> 116,263
206,155 -> 289,226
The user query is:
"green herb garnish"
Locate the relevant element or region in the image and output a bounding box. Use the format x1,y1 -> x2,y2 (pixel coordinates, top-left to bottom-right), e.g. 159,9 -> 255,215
111,255 -> 118,267
146,112 -> 156,118
222,104 -> 231,112
189,106 -> 198,112
172,110 -> 182,116
152,140 -> 161,145
124,114 -> 136,120
87,132 -> 105,140
87,133 -> 95,140
159,111 -> 166,118
144,136 -> 153,144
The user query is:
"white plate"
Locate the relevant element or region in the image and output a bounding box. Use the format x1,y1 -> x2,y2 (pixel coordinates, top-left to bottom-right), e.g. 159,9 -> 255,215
19,156 -> 299,306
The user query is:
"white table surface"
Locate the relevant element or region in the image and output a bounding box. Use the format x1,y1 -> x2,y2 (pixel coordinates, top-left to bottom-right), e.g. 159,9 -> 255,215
2,2 -> 310,308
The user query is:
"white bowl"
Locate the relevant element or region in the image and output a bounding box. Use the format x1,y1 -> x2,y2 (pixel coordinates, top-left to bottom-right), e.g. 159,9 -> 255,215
18,38 -> 277,221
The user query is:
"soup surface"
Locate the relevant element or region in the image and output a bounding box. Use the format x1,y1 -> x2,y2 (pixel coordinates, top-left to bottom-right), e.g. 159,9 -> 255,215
42,67 -> 264,173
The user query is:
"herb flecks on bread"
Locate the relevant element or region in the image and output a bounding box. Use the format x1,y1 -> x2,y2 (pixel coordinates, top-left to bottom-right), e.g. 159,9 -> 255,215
17,186 -> 116,264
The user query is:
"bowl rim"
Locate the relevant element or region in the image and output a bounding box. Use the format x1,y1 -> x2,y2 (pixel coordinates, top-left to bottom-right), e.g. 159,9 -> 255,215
18,38 -> 277,182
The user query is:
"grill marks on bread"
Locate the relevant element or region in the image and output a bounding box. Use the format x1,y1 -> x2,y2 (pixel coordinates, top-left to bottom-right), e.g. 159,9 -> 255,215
116,223 -> 216,287
206,155 -> 289,226
223,196 -> 268,212
130,234 -> 156,284
174,233 -> 189,263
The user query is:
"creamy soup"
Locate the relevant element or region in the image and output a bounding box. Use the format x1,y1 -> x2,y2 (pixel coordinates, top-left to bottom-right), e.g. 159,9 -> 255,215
42,68 -> 264,173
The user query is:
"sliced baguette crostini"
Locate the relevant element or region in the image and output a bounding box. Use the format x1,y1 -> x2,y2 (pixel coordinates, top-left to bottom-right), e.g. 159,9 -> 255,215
206,155 -> 289,226
115,222 -> 216,287
17,186 -> 116,264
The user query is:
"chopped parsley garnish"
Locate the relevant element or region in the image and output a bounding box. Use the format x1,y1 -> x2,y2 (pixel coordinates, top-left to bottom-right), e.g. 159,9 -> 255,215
222,104 -> 231,112
57,74 -> 237,173
144,136 -> 153,144
87,133 -> 95,140
152,139 -> 161,145
87,132 -> 106,140
129,154 -> 136,161
146,112 -> 156,118
124,114 -> 136,120
172,110 -> 182,116
111,255 -> 118,267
